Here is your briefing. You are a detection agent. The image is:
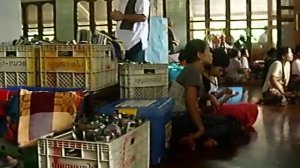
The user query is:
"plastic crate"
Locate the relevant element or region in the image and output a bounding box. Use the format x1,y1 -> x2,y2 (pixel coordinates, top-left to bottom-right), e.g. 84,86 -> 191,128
168,64 -> 183,82
119,64 -> 168,99
97,98 -> 175,165
38,122 -> 150,168
0,45 -> 37,87
39,45 -> 118,90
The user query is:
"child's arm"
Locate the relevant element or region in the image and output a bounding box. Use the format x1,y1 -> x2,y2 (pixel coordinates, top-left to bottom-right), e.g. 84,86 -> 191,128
218,92 -> 239,105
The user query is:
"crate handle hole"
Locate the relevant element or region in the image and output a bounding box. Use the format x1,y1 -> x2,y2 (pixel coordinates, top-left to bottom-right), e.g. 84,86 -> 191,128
144,69 -> 155,74
58,51 -> 73,57
64,148 -> 82,158
6,51 -> 17,57
130,137 -> 135,145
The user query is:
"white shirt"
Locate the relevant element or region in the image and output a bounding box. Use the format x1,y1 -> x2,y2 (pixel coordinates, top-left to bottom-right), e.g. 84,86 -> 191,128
209,77 -> 218,93
292,59 -> 300,76
262,60 -> 291,92
241,56 -> 249,69
115,0 -> 150,50
225,58 -> 242,77
258,32 -> 268,44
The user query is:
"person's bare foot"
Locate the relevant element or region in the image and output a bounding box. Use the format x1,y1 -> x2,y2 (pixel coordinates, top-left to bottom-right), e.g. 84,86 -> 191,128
203,138 -> 218,148
179,136 -> 196,150
4,156 -> 18,168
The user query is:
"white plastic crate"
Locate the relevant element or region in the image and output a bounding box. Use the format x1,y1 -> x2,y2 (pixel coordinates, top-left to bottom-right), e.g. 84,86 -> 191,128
0,45 -> 37,87
39,45 -> 118,90
38,121 -> 150,168
119,64 -> 168,99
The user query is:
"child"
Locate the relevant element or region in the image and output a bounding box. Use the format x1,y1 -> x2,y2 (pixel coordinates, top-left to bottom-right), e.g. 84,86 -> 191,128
202,48 -> 258,130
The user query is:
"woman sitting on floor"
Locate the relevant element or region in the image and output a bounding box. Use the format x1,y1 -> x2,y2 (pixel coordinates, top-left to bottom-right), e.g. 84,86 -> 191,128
201,48 -> 258,131
262,46 -> 294,105
169,40 -> 249,150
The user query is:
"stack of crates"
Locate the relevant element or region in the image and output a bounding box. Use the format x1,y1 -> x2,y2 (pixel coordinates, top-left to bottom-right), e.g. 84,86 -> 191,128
38,121 -> 150,168
39,45 -> 118,90
0,45 -> 37,87
119,64 -> 168,99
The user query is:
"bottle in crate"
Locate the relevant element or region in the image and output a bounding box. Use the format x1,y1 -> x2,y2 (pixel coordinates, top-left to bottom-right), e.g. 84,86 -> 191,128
97,98 -> 175,165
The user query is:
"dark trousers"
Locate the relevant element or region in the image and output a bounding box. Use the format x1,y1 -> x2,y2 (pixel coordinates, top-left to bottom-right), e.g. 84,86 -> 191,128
125,41 -> 145,62
170,112 -> 250,148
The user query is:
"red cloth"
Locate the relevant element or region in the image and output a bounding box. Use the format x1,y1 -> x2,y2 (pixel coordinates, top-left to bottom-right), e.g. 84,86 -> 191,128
0,90 -> 11,117
218,103 -> 259,129
4,121 -> 18,144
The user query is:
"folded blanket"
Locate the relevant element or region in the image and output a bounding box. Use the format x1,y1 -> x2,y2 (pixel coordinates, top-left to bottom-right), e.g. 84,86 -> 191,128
18,89 -> 83,147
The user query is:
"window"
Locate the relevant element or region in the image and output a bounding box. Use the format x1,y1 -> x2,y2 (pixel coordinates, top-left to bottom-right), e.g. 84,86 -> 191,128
210,0 -> 225,20
231,30 -> 246,41
190,22 -> 205,30
42,3 -> 55,41
252,20 -> 268,29
187,0 -> 278,51
252,0 -> 268,19
251,29 -> 266,43
191,31 -> 205,40
230,0 -> 246,20
22,1 -> 55,40
210,21 -> 226,30
75,0 -> 115,37
27,5 -> 38,38
281,0 -> 294,6
190,0 -> 205,21
272,0 -> 277,16
77,1 -> 90,30
231,21 -> 247,29
189,0 -> 206,39
95,0 -> 117,33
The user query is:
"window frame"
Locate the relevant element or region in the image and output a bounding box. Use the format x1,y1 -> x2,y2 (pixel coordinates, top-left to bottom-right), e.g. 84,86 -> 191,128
21,1 -> 56,40
74,0 -> 114,39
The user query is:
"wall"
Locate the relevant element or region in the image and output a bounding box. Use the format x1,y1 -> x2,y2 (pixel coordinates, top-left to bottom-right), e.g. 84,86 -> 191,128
166,0 -> 187,49
0,0 -> 22,43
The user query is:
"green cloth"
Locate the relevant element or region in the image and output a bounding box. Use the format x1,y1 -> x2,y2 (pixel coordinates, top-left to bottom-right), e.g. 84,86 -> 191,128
0,138 -> 37,167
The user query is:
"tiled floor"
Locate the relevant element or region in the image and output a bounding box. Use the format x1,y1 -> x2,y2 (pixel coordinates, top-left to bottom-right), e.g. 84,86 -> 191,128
154,83 -> 300,168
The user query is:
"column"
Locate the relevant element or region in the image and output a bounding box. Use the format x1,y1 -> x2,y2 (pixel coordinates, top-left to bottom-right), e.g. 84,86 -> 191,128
55,0 -> 75,41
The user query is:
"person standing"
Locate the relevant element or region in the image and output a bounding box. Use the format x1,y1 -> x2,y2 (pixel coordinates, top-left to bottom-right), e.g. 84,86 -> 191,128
111,0 -> 150,62
168,18 -> 179,54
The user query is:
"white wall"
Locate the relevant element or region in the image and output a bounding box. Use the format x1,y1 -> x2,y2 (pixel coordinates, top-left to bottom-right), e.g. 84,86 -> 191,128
0,0 -> 22,43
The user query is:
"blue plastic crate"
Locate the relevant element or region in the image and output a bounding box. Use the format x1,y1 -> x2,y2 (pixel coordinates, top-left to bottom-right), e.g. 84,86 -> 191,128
218,86 -> 244,104
168,64 -> 183,82
96,98 -> 175,165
